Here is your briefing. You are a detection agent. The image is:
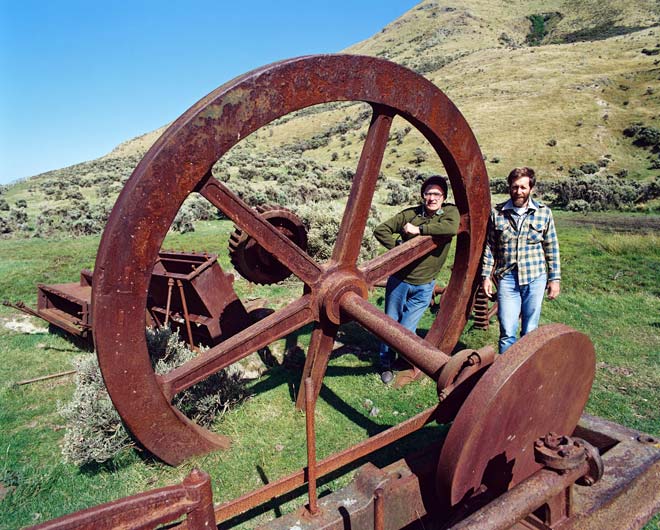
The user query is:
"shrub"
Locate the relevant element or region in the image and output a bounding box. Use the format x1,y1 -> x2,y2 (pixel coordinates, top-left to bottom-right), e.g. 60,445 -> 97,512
579,163 -> 599,175
171,208 -> 194,233
59,327 -> 247,466
546,175 -> 660,211
293,203 -> 381,262
489,178 -> 509,194
624,123 -> 660,148
15,199 -> 27,208
385,181 -> 414,206
409,148 -> 428,166
0,198 -> 9,211
635,127 -> 660,147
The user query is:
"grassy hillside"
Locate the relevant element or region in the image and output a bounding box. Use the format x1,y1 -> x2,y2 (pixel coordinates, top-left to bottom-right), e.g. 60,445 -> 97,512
2,0 -> 660,236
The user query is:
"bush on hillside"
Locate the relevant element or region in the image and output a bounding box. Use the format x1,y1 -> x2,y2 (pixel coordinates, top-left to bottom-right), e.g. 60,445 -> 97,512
59,327 -> 247,466
623,123 -> 660,148
545,175 -> 660,211
34,200 -> 111,238
489,174 -> 660,212
579,163 -> 599,175
293,203 -> 382,262
385,181 -> 414,206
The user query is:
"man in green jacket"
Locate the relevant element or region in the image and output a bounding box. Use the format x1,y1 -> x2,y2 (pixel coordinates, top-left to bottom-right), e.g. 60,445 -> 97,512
374,175 -> 460,384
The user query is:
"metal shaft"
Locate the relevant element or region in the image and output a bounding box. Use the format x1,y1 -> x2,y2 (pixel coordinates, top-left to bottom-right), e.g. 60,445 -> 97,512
452,462 -> 589,530
305,377 -> 319,515
339,291 -> 450,377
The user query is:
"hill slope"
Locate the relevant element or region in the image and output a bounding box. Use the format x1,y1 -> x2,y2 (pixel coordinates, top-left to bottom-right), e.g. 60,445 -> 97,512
2,0 -> 660,235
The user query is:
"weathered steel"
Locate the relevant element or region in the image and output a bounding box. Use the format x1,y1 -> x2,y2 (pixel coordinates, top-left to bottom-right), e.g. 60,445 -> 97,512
452,463 -> 590,530
437,324 -> 596,506
250,414 -> 660,530
213,405 -> 439,523
93,54 -> 490,465
28,469 -> 215,530
229,204 -> 308,285
472,283 -> 498,330
5,251 -> 250,348
304,377 -> 319,516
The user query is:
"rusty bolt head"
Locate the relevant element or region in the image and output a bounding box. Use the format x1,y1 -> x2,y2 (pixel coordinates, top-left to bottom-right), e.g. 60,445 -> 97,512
545,432 -> 561,449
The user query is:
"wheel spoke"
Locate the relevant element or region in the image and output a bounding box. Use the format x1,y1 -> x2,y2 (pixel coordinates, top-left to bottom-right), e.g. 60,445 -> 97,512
199,175 -> 322,286
294,317 -> 339,410
159,295 -> 317,400
331,104 -> 395,266
359,235 -> 450,287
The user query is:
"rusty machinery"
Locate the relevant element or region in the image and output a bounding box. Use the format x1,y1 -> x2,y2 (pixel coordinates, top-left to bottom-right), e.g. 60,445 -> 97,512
30,55 -> 660,529
4,250 -> 252,349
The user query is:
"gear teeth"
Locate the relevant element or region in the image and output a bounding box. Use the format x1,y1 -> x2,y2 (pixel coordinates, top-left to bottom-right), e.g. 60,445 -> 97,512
227,204 -> 307,284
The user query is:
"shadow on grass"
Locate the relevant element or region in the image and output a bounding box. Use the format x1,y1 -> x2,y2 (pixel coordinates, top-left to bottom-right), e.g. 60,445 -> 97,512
217,422 -> 449,529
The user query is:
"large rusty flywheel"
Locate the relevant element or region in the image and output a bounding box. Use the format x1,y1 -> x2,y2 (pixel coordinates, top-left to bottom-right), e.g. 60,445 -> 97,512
92,53 -> 592,481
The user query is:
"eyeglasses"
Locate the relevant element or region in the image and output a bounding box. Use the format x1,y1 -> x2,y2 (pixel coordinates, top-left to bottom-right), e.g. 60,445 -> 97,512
423,192 -> 444,198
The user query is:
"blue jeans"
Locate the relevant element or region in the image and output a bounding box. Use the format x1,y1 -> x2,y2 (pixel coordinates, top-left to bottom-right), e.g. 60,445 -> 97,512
379,276 -> 435,367
497,271 -> 547,354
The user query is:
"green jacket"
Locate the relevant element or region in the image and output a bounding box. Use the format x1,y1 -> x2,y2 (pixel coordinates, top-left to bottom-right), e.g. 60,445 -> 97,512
374,204 -> 460,285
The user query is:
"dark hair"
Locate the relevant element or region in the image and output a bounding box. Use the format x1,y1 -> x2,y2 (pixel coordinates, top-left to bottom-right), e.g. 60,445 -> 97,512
507,167 -> 536,188
421,175 -> 448,197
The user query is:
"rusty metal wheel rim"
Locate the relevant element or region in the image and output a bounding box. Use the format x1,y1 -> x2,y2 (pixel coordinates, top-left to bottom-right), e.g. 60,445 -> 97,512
93,54 -> 490,465
436,324 -> 596,506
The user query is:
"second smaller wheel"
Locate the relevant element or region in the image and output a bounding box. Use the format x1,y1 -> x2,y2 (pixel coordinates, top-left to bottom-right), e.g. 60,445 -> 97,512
229,205 -> 308,285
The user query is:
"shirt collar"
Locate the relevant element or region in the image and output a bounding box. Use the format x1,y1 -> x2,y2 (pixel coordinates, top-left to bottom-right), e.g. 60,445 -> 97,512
501,198 -> 539,212
417,205 -> 443,217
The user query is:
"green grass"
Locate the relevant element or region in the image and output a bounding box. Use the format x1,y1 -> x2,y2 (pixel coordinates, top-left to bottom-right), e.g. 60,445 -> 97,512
0,211 -> 659,528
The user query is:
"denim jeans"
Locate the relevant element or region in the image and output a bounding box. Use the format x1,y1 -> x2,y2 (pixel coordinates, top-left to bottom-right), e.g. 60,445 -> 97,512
379,276 -> 435,367
497,271 -> 547,354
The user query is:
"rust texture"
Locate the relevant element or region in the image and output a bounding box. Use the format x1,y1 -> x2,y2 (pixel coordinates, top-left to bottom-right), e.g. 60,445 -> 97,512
471,283 -> 498,330
92,54 -> 490,465
31,412 -> 660,529
19,54 -> 660,530
437,324 -> 596,505
27,469 -> 215,530
229,204 -> 308,285
5,251 -> 251,348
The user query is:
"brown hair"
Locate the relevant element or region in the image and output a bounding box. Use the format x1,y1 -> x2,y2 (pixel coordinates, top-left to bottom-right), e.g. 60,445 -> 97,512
507,167 -> 536,188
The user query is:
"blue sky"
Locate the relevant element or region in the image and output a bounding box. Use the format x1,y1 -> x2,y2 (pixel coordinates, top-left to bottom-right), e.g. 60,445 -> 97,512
0,0 -> 419,185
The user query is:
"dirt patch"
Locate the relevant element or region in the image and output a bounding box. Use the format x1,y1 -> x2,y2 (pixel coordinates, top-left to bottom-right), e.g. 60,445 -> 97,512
3,316 -> 48,335
557,213 -> 660,233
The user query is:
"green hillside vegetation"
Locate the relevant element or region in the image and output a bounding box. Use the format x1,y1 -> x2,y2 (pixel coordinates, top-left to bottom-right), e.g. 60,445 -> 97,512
1,1 -> 660,528
2,0 -> 660,238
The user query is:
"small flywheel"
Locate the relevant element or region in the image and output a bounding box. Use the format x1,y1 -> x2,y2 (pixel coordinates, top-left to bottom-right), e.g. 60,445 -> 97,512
229,205 -> 308,284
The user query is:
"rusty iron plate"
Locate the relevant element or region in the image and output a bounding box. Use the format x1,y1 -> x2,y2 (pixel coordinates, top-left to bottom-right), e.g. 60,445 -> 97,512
437,324 -> 596,506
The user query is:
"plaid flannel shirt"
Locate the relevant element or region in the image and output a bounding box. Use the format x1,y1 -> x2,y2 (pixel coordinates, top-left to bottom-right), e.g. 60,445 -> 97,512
481,199 -> 561,285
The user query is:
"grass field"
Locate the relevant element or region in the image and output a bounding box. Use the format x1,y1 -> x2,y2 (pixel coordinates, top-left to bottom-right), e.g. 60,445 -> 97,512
0,211 -> 658,529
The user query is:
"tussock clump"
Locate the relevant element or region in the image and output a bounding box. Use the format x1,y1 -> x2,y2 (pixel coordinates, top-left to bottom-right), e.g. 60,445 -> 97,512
59,327 -> 247,466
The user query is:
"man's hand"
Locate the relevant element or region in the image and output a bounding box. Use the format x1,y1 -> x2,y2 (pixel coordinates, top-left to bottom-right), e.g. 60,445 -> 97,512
403,222 -> 420,236
482,277 -> 493,298
547,280 -> 561,300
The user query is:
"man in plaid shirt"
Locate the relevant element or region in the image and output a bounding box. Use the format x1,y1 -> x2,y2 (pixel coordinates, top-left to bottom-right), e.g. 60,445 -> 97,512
482,167 -> 561,353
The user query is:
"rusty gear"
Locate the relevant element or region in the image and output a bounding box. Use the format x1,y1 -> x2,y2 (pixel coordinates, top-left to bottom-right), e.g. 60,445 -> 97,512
229,205 -> 307,284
